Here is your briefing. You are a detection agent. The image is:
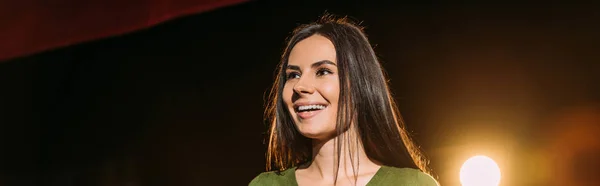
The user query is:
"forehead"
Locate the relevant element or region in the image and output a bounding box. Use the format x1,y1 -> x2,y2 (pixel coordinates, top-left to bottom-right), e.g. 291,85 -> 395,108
288,35 -> 337,66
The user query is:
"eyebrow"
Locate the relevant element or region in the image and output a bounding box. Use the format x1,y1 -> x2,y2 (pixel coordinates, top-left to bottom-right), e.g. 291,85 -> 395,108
286,60 -> 337,71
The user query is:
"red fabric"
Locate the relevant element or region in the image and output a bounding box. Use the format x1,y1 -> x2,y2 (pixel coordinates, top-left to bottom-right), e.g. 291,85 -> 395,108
0,0 -> 247,61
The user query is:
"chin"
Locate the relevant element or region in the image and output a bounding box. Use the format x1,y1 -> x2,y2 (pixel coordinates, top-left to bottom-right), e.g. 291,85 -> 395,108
297,126 -> 335,140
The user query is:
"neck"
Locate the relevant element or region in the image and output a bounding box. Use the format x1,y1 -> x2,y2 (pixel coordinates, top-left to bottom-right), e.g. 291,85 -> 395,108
304,127 -> 380,182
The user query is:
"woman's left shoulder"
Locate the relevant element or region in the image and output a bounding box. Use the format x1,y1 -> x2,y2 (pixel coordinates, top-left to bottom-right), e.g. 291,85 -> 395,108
249,168 -> 297,186
375,166 -> 439,186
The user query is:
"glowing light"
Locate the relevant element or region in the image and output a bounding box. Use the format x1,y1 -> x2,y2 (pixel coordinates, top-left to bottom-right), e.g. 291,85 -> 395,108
460,155 -> 501,186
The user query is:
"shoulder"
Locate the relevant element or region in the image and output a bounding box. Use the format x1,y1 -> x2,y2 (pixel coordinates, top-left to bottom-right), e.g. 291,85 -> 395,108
249,168 -> 296,186
374,166 -> 439,186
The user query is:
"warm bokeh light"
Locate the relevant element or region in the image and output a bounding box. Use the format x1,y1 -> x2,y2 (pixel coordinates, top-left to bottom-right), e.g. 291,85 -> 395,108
460,155 -> 501,186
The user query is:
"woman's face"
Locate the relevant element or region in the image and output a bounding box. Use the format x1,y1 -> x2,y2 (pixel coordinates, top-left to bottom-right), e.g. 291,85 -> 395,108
283,35 -> 340,140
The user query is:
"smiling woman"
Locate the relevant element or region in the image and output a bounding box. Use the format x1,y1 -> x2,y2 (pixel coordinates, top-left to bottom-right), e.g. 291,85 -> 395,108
250,14 -> 439,186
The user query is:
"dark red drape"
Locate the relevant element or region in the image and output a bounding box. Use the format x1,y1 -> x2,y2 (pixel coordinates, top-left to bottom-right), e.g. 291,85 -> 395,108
0,0 -> 248,61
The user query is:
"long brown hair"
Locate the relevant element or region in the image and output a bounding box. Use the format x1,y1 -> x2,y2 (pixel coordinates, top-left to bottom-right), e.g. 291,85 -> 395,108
264,14 -> 430,177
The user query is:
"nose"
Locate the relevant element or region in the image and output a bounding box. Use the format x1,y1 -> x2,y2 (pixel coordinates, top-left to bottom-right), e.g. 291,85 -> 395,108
293,77 -> 315,95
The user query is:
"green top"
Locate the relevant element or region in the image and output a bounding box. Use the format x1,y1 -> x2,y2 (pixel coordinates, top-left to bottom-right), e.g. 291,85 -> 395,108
249,166 -> 438,186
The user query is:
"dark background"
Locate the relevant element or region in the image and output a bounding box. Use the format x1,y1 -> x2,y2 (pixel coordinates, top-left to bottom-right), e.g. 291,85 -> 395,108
1,1 -> 599,185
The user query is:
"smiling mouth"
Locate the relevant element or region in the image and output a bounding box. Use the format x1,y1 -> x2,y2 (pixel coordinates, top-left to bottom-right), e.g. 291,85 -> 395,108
295,104 -> 328,119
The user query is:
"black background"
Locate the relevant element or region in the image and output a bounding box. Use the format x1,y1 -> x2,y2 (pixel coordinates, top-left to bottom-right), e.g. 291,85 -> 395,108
1,1 -> 599,185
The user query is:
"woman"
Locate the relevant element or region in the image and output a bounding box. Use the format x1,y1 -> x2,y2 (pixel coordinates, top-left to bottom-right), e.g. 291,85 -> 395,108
250,15 -> 438,186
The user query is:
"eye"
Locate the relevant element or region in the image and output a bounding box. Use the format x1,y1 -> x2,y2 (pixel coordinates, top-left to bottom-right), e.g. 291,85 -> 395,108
286,72 -> 300,80
316,68 -> 333,76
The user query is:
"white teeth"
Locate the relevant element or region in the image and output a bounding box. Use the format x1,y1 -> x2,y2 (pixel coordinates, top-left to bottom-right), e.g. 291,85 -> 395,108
298,104 -> 326,111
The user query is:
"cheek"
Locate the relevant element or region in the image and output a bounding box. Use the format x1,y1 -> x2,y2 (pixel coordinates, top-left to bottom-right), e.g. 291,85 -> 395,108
282,84 -> 294,106
320,81 -> 340,130
319,80 -> 340,104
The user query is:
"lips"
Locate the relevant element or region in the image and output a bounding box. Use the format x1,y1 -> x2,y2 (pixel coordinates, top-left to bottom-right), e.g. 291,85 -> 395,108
297,109 -> 324,119
293,103 -> 328,120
